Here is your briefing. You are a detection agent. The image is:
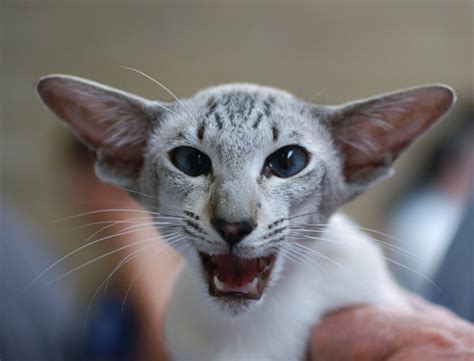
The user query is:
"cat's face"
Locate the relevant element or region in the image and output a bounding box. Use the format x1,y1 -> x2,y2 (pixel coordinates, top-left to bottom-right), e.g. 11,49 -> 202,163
139,85 -> 344,313
37,75 -> 455,315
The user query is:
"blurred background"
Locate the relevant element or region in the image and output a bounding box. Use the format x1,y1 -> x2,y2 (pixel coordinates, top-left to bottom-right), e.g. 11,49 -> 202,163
1,1 -> 473,360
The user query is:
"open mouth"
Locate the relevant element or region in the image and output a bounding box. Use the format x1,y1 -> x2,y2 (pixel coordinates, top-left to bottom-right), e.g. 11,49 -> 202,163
199,252 -> 276,300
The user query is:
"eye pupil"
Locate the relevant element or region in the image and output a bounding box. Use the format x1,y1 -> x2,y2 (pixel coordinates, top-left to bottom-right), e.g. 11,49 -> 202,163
266,146 -> 308,178
276,150 -> 293,170
170,147 -> 212,177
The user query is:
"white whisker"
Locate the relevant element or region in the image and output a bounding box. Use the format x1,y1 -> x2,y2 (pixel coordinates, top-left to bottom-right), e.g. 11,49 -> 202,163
292,242 -> 345,269
281,248 -> 323,274
85,243 -> 156,325
306,89 -> 326,103
85,233 -> 184,324
48,237 -> 163,285
290,227 -> 418,259
291,234 -> 439,292
120,237 -> 188,312
300,223 -> 409,247
110,185 -> 157,201
58,216 -> 157,232
121,66 -> 198,124
23,223 -> 162,293
382,256 -> 441,293
54,208 -> 181,223
281,242 -> 324,273
79,199 -> 158,210
82,219 -> 174,244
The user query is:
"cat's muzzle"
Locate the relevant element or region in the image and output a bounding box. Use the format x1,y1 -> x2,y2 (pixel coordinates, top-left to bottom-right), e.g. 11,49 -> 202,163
199,252 -> 276,300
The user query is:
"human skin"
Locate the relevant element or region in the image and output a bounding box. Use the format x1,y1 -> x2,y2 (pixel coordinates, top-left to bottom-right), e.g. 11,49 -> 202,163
310,295 -> 474,361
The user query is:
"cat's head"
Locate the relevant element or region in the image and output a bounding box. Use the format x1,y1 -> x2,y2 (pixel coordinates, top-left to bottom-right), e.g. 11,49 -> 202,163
38,75 -> 455,315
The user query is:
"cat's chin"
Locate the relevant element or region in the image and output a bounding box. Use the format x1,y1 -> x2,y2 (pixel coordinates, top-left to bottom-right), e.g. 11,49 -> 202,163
199,252 -> 276,306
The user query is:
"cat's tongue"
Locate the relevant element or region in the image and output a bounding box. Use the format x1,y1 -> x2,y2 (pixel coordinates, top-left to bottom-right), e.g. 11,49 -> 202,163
199,252 -> 275,299
214,253 -> 259,288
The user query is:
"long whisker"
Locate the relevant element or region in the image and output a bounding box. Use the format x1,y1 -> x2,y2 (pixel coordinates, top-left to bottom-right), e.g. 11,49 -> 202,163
289,223 -> 329,228
285,239 -> 403,325
78,199 -> 161,212
58,216 -> 159,232
121,66 -> 198,124
61,221 -> 179,237
85,232 -> 184,324
291,241 -> 345,269
54,208 -> 182,223
120,253 -> 169,313
291,234 -> 343,245
306,89 -> 326,103
292,234 -> 440,292
295,222 -> 414,258
23,222 -> 164,293
82,219 -> 176,244
85,243 -> 156,325
282,243 -> 325,273
119,71 -> 190,123
285,210 -> 321,221
287,242 -> 336,270
280,247 -> 323,274
381,255 -> 442,294
351,226 -> 414,248
299,223 -> 411,247
290,227 -> 418,259
120,237 -> 188,312
82,222 -> 159,245
110,184 -> 157,201
120,269 -> 143,312
48,237 -> 163,285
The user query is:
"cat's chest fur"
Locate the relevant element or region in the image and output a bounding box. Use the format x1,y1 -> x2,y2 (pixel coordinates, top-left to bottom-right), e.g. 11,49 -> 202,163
165,214 -> 405,361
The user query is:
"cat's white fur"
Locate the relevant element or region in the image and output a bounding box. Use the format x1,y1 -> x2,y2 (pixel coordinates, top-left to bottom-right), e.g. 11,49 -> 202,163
37,75 -> 455,360
166,214 -> 406,360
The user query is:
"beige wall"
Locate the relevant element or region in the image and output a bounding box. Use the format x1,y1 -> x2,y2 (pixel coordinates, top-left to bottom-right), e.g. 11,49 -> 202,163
1,0 -> 472,292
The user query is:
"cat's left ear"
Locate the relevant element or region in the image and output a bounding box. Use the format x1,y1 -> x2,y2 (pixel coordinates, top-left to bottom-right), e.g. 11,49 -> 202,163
325,84 -> 456,199
37,75 -> 160,187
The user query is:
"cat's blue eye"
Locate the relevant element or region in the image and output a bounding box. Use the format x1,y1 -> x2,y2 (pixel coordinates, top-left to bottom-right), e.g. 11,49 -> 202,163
265,145 -> 309,178
169,147 -> 212,177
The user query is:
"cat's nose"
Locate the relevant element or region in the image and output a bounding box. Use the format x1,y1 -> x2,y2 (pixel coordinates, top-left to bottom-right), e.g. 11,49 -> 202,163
211,218 -> 255,249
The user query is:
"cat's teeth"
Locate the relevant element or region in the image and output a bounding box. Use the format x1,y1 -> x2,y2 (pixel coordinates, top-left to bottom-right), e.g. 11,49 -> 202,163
213,275 -> 226,292
240,277 -> 258,294
213,276 -> 258,294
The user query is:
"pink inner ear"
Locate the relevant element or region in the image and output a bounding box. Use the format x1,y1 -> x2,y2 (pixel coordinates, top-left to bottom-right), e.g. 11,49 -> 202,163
38,76 -> 150,164
336,86 -> 455,183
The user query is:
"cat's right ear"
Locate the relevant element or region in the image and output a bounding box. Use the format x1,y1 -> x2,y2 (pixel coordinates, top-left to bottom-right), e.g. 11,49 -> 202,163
37,75 -> 158,187
323,84 -> 456,200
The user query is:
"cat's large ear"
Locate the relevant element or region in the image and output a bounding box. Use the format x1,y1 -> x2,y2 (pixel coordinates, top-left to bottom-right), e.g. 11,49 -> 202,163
37,75 -> 159,187
325,84 -> 456,199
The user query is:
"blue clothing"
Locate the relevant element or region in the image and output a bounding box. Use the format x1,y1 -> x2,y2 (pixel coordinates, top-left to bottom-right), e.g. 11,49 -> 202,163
0,206 -> 79,360
425,188 -> 474,322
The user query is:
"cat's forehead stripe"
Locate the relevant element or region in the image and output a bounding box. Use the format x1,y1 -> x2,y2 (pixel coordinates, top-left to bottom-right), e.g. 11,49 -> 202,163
272,124 -> 279,142
214,112 -> 223,129
252,113 -> 264,129
263,96 -> 276,117
197,122 -> 206,141
201,91 -> 279,130
205,97 -> 218,117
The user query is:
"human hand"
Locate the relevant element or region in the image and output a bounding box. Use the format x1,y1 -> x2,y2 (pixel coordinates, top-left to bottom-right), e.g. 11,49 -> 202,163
310,296 -> 474,360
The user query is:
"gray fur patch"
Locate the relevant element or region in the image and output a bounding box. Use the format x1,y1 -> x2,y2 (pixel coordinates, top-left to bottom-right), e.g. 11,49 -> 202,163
38,75 -> 456,266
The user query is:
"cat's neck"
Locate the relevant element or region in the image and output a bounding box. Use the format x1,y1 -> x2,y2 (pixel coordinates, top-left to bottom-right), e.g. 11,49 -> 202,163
165,212 -> 404,359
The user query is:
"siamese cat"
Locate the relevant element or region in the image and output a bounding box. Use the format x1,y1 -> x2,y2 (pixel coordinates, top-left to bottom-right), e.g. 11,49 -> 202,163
37,74 -> 455,360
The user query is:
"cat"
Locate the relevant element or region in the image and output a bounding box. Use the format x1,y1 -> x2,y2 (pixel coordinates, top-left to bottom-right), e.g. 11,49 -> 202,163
37,74 -> 455,360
